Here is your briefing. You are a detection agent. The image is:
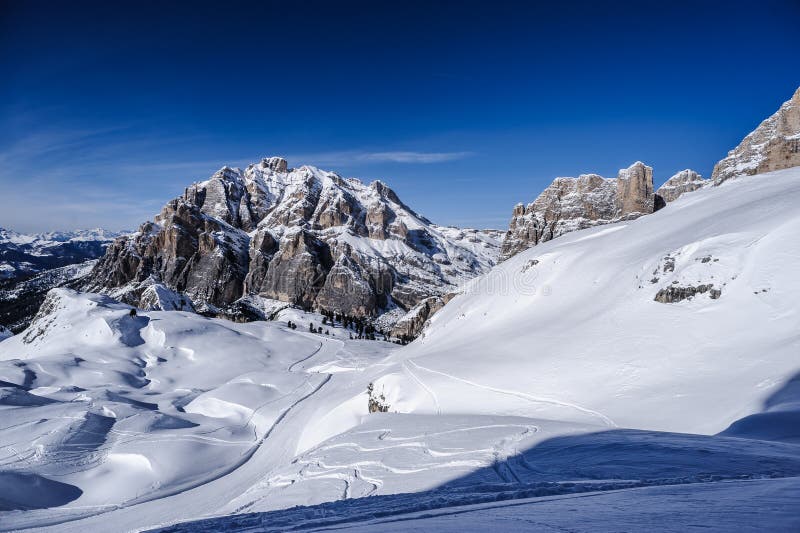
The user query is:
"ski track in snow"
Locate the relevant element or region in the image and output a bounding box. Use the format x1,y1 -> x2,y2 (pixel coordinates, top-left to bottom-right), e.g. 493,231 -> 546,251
403,359 -> 441,414
405,357 -> 617,427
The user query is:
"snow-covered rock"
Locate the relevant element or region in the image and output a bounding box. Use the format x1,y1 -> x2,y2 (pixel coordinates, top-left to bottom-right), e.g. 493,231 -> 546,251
499,161 -> 657,260
712,86 -> 800,185
656,169 -> 708,203
87,159 -> 502,323
389,293 -> 454,340
138,283 -> 195,312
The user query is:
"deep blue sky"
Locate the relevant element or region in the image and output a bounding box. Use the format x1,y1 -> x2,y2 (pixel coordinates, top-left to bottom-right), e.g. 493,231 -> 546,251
1,0 -> 798,232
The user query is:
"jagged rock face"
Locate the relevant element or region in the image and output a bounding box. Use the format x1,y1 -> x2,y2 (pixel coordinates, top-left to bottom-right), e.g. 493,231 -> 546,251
712,86 -> 800,185
656,170 -> 708,203
246,229 -> 333,309
616,161 -> 655,215
390,293 -> 454,340
654,284 -> 721,303
90,193 -> 251,310
500,162 -> 656,261
88,158 -> 502,318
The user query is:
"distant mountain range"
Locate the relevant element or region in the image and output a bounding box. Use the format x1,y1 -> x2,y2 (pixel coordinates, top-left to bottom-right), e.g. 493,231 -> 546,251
0,227 -> 123,281
0,228 -> 124,332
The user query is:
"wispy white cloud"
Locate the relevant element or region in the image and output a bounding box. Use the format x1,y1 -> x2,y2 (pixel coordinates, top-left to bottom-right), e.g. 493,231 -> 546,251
287,149 -> 473,167
354,151 -> 473,163
0,119 -> 476,231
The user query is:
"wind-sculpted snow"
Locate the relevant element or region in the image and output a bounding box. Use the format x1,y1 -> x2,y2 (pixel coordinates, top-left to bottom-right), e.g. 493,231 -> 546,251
0,288 -> 398,530
152,421 -> 800,532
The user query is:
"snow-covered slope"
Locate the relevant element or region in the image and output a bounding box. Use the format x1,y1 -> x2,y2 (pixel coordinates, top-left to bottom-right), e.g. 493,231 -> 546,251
371,167 -> 800,435
0,288 -> 398,529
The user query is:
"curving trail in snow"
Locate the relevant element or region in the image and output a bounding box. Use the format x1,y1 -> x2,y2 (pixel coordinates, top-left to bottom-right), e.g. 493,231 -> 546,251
405,357 -> 616,427
402,359 -> 441,415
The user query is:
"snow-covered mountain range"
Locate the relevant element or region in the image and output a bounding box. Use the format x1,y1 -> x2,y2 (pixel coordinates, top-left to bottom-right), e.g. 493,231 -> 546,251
1,165 -> 798,531
0,229 -> 125,334
85,158 -> 502,334
0,87 -> 799,532
498,87 -> 800,262
0,228 -> 120,281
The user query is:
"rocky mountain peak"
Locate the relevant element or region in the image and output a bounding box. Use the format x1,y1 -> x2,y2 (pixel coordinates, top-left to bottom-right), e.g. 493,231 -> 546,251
368,179 -> 400,202
261,156 -> 288,172
616,161 -> 655,216
711,86 -> 800,185
499,161 -> 657,261
656,169 -> 708,203
86,157 -> 503,323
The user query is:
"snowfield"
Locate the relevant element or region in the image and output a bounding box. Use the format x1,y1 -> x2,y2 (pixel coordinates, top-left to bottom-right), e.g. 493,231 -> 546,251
372,166 -> 800,436
0,168 -> 799,531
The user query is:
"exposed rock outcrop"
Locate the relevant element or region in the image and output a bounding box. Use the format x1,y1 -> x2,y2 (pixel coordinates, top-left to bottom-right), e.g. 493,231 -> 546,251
139,283 -> 195,312
500,162 -> 657,261
89,189 -> 250,311
712,86 -> 800,185
390,293 -> 455,340
654,284 -> 721,303
656,170 -> 708,203
87,158 -> 502,322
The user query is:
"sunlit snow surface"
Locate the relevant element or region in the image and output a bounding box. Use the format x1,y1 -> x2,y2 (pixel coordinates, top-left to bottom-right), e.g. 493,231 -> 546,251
1,169 -> 800,531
